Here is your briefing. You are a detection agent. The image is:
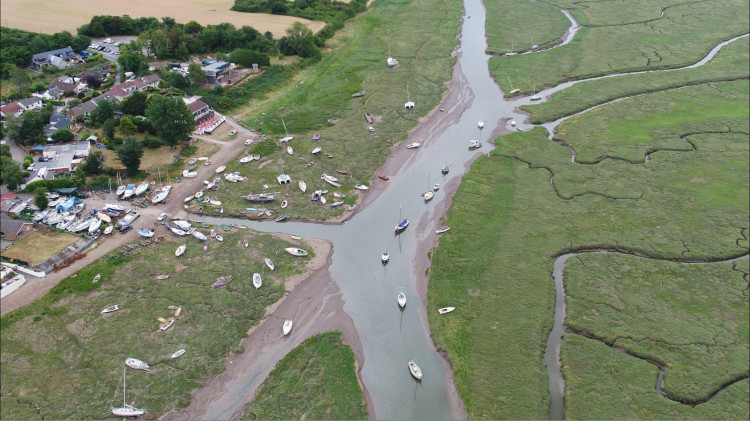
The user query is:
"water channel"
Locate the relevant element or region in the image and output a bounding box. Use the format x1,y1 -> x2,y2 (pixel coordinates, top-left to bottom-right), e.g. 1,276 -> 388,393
182,0 -> 749,418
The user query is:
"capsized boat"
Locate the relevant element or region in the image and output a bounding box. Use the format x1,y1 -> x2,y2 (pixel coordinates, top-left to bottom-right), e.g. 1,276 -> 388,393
253,273 -> 262,289
175,245 -> 186,257
408,360 -> 422,380
285,247 -> 308,256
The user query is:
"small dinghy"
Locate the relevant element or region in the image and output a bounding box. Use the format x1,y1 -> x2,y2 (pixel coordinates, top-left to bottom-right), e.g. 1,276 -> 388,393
243,239 -> 249,248
156,275 -> 170,280
408,360 -> 422,380
381,250 -> 389,264
283,320 -> 293,336
93,273 -> 101,283
215,166 -> 226,174
435,226 -> 451,234
287,146 -> 293,155
211,275 -> 233,289
171,349 -> 185,359
103,225 -> 114,235
138,229 -> 154,238
215,234 -> 223,242
101,305 -> 119,314
253,273 -> 262,289
438,307 -> 456,314
281,200 -> 288,209
264,258 -> 275,271
175,245 -> 186,257
398,290 -> 406,308
355,184 -> 369,191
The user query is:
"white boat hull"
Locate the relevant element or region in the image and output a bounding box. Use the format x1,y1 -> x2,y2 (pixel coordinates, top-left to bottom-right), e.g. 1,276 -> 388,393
283,320 -> 293,336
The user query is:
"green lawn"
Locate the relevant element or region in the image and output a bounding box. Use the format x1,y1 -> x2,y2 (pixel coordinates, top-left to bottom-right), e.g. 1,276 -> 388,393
1,230 -> 80,266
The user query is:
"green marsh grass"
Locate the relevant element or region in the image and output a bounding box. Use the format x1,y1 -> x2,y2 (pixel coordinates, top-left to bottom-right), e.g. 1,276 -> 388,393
563,335 -> 750,419
488,0 -> 750,95
244,332 -> 367,420
0,230 -> 315,419
427,81 -> 748,418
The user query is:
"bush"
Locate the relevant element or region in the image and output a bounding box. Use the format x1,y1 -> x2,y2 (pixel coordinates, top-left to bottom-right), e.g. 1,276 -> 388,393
142,134 -> 164,148
179,144 -> 198,156
105,166 -> 115,176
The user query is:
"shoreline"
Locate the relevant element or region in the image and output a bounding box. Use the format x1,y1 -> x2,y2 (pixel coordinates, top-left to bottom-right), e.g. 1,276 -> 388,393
160,238 -> 376,420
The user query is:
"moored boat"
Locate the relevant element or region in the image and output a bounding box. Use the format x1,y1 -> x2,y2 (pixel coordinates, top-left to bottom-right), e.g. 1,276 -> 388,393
298,180 -> 307,193
253,273 -> 262,289
111,368 -> 146,417
134,182 -> 149,196
406,142 -> 420,149
104,225 -> 114,235
193,231 -> 208,241
264,258 -> 275,271
395,219 -> 409,233
355,184 -> 369,191
211,275 -> 233,289
438,307 -> 456,314
435,226 -> 451,234
378,174 -> 389,181
381,250 -> 389,264
398,290 -> 406,308
175,245 -> 186,257
275,214 -> 288,222
171,349 -> 185,359
101,305 -> 119,314
125,358 -> 150,371
137,229 -> 154,238
408,360 -> 422,380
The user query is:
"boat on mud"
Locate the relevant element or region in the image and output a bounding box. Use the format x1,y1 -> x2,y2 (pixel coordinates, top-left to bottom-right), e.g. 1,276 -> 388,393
285,247 -> 308,256
244,193 -> 276,203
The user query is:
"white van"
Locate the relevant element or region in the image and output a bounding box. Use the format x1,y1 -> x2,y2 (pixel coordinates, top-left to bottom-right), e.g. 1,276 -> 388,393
104,38 -> 112,43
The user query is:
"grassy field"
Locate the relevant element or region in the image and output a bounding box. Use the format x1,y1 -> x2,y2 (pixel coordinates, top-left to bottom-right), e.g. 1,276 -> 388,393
563,254 -> 749,405
0,228 -> 315,419
486,0 -> 750,96
244,331 -> 368,420
427,80 -> 748,418
0,0 -> 324,38
562,335 -> 750,419
205,0 -> 463,221
1,231 -> 80,266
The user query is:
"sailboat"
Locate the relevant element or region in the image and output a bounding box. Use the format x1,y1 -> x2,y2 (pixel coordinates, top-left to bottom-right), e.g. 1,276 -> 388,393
505,41 -> 517,56
530,84 -> 541,101
280,119 -> 293,143
397,288 -> 406,308
386,47 -> 399,67
478,111 -> 485,129
111,368 -> 146,417
423,173 -> 434,201
395,205 -> 409,234
507,76 -> 520,94
404,86 -> 415,109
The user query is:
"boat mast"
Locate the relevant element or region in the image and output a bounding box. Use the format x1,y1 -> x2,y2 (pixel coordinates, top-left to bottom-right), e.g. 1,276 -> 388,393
123,367 -> 126,406
507,76 -> 513,91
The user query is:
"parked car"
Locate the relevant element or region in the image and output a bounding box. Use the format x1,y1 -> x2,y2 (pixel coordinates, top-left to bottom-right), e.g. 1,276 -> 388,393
119,224 -> 132,233
75,192 -> 90,199
26,163 -> 36,170
38,157 -> 50,162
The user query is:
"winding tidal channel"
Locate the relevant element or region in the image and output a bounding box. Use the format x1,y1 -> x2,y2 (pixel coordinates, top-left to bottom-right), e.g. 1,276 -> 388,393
167,0 -> 749,418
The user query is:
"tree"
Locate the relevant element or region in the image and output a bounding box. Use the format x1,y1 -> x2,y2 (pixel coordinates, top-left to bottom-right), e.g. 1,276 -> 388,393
230,48 -> 270,68
86,74 -> 102,89
20,111 -> 45,142
186,63 -> 205,86
10,67 -> 31,97
118,116 -> 137,135
118,40 -> 147,75
167,71 -> 188,89
102,118 -> 117,139
34,187 -> 48,210
51,128 -> 74,143
81,150 -> 104,175
146,96 -> 195,148
91,100 -> 115,125
278,22 -> 320,59
116,137 -> 144,177
0,156 -> 24,190
120,91 -> 147,116
5,115 -> 22,144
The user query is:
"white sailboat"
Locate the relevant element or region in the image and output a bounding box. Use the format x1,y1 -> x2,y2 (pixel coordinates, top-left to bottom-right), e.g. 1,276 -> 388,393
283,319 -> 293,336
280,119 -> 293,143
530,84 -> 541,101
112,368 -> 146,417
507,76 -> 520,94
397,288 -> 406,308
386,47 -> 399,67
423,173 -> 434,201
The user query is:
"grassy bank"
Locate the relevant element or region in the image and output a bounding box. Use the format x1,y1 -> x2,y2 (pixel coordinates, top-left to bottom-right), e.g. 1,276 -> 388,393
207,0 -> 463,221
486,0 -> 750,95
564,254 -> 749,404
244,331 -> 368,420
427,80 -> 748,418
0,228 -> 315,419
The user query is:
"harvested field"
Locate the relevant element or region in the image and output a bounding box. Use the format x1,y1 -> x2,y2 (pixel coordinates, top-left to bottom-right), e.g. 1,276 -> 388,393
1,0 -> 325,38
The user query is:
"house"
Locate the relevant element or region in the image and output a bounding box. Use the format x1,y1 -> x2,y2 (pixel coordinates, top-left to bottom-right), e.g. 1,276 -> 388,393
185,99 -> 213,124
44,115 -> 73,137
33,87 -> 64,101
0,102 -> 24,118
17,97 -> 43,111
66,100 -> 98,118
0,214 -> 34,240
41,141 -> 91,174
32,46 -> 77,70
139,74 -> 160,88
49,77 -> 87,94
201,60 -> 233,84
